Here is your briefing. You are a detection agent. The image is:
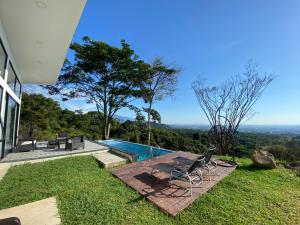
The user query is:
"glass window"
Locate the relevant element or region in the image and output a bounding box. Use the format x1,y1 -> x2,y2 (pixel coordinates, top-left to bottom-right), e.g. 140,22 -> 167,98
4,95 -> 18,155
15,79 -> 21,98
0,87 -> 3,115
0,39 -> 7,78
7,62 -> 22,98
0,88 -> 3,158
7,63 -> 15,91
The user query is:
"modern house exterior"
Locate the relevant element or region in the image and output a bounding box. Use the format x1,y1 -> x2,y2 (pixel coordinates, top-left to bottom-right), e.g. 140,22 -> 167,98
0,0 -> 86,159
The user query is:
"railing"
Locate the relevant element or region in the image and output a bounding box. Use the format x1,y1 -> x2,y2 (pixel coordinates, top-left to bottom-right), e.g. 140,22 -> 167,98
149,145 -> 161,158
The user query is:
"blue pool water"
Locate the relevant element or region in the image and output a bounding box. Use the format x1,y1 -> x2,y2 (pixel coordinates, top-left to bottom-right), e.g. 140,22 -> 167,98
98,140 -> 172,161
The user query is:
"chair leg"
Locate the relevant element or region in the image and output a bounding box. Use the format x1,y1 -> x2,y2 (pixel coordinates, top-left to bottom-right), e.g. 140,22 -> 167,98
196,169 -> 204,186
187,175 -> 193,196
151,168 -> 158,175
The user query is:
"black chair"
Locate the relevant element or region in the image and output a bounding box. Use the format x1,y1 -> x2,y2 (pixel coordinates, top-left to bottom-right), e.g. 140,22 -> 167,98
198,147 -> 218,180
169,158 -> 205,196
47,139 -> 60,149
56,132 -> 69,144
66,135 -> 85,150
0,217 -> 21,225
14,135 -> 36,152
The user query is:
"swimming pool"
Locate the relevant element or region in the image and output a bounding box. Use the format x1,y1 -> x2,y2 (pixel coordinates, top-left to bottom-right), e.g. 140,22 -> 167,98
98,140 -> 172,161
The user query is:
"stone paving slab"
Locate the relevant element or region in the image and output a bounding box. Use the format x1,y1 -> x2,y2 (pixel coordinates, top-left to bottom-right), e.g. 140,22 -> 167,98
0,164 -> 10,181
94,151 -> 128,168
112,151 -> 236,216
0,197 -> 60,225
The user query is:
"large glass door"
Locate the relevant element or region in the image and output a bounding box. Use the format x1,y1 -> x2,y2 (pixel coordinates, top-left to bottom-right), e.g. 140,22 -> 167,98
3,95 -> 18,157
0,88 -> 3,158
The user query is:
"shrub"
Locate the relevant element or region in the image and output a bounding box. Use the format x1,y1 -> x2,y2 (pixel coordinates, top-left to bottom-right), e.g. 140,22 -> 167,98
263,145 -> 288,160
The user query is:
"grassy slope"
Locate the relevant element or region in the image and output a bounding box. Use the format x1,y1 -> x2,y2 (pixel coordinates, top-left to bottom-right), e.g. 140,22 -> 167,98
0,156 -> 299,225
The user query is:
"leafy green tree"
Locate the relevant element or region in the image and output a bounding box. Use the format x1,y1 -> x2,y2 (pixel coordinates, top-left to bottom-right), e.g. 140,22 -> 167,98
20,92 -> 60,138
44,37 -> 149,139
135,112 -> 145,124
142,57 -> 179,145
20,92 -> 121,140
192,133 -> 200,140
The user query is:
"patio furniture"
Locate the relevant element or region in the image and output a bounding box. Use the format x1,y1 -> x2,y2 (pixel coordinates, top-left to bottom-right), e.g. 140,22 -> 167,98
198,146 -> 218,181
151,158 -> 205,196
169,158 -> 205,196
14,135 -> 36,152
56,132 -> 68,144
0,217 -> 21,225
65,135 -> 85,150
47,139 -> 60,149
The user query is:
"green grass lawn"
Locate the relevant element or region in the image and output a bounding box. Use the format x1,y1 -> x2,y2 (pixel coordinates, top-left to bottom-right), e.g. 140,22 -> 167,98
0,156 -> 299,225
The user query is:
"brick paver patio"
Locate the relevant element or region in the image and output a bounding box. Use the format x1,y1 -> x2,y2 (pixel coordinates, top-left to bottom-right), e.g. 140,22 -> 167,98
112,151 -> 236,216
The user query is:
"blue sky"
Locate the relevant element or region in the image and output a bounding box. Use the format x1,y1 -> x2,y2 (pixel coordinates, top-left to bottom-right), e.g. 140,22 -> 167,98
26,0 -> 300,125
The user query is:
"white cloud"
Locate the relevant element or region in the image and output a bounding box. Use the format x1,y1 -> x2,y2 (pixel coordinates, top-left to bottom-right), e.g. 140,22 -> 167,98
211,39 -> 244,55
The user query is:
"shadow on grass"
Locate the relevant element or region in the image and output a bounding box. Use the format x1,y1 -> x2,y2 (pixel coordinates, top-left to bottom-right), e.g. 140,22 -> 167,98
93,157 -> 105,169
238,164 -> 274,172
127,195 -> 145,204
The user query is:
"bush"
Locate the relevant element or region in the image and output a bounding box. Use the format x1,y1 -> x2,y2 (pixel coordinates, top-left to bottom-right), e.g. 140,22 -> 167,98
263,145 -> 288,161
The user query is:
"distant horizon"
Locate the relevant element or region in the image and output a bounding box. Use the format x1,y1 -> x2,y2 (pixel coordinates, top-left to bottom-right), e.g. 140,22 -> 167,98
168,123 -> 300,126
113,114 -> 300,126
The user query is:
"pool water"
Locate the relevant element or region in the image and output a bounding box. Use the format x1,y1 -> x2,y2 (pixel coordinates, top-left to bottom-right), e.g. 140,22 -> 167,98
98,140 -> 172,161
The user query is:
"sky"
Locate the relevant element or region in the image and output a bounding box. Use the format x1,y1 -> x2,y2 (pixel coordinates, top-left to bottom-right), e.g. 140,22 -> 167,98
26,0 -> 300,125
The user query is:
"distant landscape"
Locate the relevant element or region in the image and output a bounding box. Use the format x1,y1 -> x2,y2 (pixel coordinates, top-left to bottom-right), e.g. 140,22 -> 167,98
115,115 -> 300,135
20,92 -> 300,164
169,124 -> 300,135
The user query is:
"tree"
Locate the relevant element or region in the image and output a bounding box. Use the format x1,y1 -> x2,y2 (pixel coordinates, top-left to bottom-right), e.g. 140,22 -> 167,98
44,37 -> 149,139
20,92 -> 61,138
142,57 -> 179,145
192,62 -> 274,162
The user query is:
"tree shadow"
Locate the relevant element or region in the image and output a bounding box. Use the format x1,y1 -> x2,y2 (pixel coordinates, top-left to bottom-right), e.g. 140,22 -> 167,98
127,195 -> 145,204
238,164 -> 273,172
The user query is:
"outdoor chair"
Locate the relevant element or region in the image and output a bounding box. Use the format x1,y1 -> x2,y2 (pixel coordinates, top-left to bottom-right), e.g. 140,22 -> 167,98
198,146 -> 218,181
150,158 -> 206,196
0,217 -> 21,225
66,135 -> 85,150
56,132 -> 68,144
150,146 -> 218,196
169,157 -> 205,196
47,139 -> 60,149
14,135 -> 36,152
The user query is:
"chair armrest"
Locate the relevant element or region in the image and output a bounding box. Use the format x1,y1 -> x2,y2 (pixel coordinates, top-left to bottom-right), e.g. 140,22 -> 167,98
211,160 -> 218,167
0,217 -> 21,225
19,137 -> 35,142
171,167 -> 187,176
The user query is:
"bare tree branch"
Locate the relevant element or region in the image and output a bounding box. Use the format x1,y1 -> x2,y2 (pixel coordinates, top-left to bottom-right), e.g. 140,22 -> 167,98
192,62 -> 274,162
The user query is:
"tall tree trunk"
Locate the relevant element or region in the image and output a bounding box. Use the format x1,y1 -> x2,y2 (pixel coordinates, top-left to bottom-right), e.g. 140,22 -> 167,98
102,126 -> 107,140
147,101 -> 152,146
103,113 -> 109,140
105,122 -> 111,140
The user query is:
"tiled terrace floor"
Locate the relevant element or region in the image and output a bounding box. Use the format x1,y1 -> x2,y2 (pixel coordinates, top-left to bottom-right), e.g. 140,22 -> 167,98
112,151 -> 236,216
1,140 -> 108,163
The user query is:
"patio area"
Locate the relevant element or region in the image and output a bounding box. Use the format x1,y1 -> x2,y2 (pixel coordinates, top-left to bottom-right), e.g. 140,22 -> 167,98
112,151 -> 236,216
0,140 -> 108,163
